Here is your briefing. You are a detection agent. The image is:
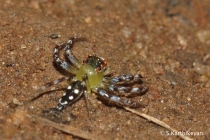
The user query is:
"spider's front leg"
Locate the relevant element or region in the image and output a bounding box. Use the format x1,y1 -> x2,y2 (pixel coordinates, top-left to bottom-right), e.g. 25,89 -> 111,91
97,88 -> 143,108
54,40 -> 78,74
56,81 -> 85,110
64,37 -> 87,68
54,37 -> 87,72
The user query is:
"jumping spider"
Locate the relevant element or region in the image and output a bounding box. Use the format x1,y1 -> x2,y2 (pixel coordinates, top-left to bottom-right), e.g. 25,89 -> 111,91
40,37 -> 148,111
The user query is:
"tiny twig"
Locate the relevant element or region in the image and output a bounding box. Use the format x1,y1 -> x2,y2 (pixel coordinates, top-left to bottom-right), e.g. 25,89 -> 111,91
124,107 -> 193,140
35,116 -> 106,140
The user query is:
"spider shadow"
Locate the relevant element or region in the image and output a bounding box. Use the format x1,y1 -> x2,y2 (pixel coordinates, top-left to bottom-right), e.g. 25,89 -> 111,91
96,97 -> 146,109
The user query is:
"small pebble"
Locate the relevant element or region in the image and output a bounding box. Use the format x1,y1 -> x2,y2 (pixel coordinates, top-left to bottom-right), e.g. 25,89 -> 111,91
12,98 -> 21,105
50,34 -> 61,39
196,30 -> 210,43
186,97 -> 191,101
85,17 -> 91,23
193,62 -> 208,75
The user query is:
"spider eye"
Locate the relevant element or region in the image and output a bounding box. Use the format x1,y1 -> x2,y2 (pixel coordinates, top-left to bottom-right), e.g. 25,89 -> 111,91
96,67 -> 101,72
83,60 -> 86,64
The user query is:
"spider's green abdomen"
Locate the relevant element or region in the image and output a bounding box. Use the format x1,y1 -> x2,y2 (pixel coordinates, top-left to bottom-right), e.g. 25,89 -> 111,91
76,65 -> 104,88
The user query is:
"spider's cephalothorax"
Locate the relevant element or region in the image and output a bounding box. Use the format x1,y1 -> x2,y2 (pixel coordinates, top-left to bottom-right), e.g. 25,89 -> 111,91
83,55 -> 107,72
43,37 -> 148,111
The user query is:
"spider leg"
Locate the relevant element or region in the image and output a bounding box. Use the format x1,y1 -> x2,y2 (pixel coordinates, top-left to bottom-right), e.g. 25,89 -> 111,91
40,77 -> 70,91
107,84 -> 148,97
54,43 -> 78,74
80,74 -> 91,117
103,74 -> 148,97
64,37 -> 87,68
105,74 -> 143,84
23,77 -> 70,104
56,80 -> 85,110
96,88 -> 142,108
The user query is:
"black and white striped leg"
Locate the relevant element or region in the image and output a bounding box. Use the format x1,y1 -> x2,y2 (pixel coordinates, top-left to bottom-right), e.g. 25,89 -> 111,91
40,77 -> 69,91
80,73 -> 91,116
97,88 -> 141,108
64,38 -> 84,68
54,43 -> 78,74
56,81 -> 85,110
108,84 -> 148,97
25,77 -> 70,103
106,74 -> 143,84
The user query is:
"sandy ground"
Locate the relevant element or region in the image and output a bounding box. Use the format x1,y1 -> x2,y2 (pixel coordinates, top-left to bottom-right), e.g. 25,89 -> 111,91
0,0 -> 210,139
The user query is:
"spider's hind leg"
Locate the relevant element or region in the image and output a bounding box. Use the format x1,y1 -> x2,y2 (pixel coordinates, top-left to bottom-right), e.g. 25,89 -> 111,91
24,77 -> 70,104
39,77 -> 69,91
